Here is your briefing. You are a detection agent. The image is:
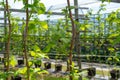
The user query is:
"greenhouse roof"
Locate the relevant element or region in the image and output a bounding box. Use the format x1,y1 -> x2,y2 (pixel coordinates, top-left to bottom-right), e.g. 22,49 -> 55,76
0,0 -> 120,21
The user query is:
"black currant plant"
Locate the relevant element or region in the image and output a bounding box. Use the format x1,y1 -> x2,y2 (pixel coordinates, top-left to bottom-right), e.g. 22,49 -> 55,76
15,0 -> 48,80
0,1 -> 22,80
66,0 -> 76,80
0,0 -> 48,80
106,9 -> 120,66
0,0 -> 120,80
43,19 -> 71,57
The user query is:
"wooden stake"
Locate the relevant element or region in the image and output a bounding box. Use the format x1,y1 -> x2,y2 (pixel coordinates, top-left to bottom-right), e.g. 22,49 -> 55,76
67,0 -> 76,80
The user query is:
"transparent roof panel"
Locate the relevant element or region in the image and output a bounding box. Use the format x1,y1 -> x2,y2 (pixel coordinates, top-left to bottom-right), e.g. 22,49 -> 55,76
80,1 -> 120,13
8,0 -> 23,9
49,0 -> 98,11
0,0 -> 120,20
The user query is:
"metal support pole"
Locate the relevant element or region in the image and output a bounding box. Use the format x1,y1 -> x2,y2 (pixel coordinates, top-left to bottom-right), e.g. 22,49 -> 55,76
74,0 -> 82,80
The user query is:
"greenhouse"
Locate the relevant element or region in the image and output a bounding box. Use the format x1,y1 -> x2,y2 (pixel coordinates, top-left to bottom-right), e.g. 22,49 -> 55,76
0,0 -> 120,80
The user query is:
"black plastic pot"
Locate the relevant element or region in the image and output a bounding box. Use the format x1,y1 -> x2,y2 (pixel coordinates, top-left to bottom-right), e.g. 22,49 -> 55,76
0,58 -> 4,63
18,59 -> 24,65
2,58 -> 4,63
87,67 -> 96,77
110,69 -> 120,79
1,58 -> 4,63
0,57 -> 2,62
55,64 -> 62,72
11,76 -> 22,80
34,63 -> 41,68
44,62 -> 51,69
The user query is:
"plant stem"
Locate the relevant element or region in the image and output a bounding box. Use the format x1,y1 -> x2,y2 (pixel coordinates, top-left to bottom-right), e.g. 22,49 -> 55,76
67,0 -> 76,80
5,0 -> 11,79
23,0 -> 30,80
3,0 -> 7,72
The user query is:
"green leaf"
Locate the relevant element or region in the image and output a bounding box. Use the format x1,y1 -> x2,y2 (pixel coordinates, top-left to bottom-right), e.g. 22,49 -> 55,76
115,58 -> 119,62
43,43 -> 53,52
37,3 -> 46,14
10,56 -> 17,67
34,68 -> 41,73
29,61 -> 33,67
30,51 -> 36,57
107,57 -> 112,61
32,45 -> 40,52
37,53 -> 49,59
14,0 -> 22,3
109,33 -> 119,38
40,21 -> 48,30
37,70 -> 48,74
108,47 -> 115,52
101,0 -> 111,3
0,1 -> 4,7
17,67 -> 27,74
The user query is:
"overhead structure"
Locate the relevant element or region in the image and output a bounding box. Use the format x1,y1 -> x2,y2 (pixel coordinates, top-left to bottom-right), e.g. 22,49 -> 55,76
0,0 -> 119,25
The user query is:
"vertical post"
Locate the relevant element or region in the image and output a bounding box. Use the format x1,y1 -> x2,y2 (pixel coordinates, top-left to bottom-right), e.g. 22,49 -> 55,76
74,0 -> 79,22
67,0 -> 76,80
74,0 -> 82,80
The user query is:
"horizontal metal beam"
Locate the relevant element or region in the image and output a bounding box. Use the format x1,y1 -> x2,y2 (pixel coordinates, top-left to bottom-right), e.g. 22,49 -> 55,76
0,26 -> 5,27
0,8 -> 27,13
0,8 -> 86,16
50,6 -> 89,10
0,8 -> 62,14
78,7 -> 89,9
0,23 -> 8,25
0,18 -> 4,20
